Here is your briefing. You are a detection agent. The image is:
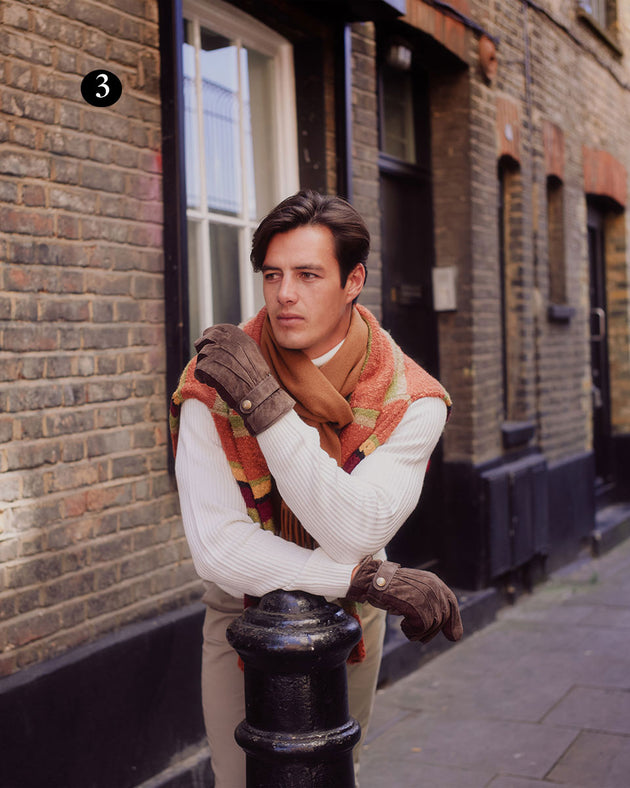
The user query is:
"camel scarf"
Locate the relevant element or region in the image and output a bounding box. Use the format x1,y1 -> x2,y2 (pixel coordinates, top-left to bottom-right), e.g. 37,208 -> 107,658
259,307 -> 368,548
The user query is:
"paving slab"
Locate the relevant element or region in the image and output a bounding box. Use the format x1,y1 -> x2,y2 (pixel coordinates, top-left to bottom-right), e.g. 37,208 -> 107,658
371,655 -> 575,723
359,753 -> 493,788
544,686 -> 630,735
486,776 -> 594,788
362,713 -> 577,781
546,730 -> 630,786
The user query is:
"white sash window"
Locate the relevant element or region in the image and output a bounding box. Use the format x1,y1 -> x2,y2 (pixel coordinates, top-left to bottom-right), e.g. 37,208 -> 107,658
182,0 -> 299,345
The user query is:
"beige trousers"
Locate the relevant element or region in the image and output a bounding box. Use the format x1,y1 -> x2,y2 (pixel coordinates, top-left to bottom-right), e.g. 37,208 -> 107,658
201,583 -> 387,788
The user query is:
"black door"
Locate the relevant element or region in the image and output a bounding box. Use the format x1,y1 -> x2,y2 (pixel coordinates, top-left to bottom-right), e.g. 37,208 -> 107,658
587,203 -> 614,493
380,161 -> 438,374
378,56 -> 440,568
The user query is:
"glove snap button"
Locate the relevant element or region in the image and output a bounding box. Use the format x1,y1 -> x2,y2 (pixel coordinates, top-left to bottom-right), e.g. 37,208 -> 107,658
241,399 -> 253,413
375,576 -> 386,588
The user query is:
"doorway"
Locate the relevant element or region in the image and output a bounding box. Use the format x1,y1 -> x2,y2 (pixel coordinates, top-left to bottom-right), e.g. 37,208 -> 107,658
378,44 -> 441,568
587,202 -> 614,495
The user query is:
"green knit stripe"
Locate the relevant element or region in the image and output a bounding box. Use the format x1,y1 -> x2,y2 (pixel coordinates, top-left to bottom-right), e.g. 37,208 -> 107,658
168,408 -> 179,437
210,397 -> 230,416
383,336 -> 409,405
246,508 -> 274,531
246,506 -> 262,525
351,406 -> 379,430
171,360 -> 193,406
228,412 -> 249,437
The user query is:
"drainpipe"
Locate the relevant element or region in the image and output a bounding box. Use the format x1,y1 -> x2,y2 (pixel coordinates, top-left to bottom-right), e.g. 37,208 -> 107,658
336,24 -> 354,203
522,0 -> 542,439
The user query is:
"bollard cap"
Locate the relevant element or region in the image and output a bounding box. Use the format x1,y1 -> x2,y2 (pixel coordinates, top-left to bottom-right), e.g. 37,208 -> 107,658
226,590 -> 361,671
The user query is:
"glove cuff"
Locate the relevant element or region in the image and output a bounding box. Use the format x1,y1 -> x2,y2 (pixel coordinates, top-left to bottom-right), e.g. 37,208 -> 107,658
346,557 -> 399,601
369,560 -> 399,592
237,375 -> 282,417
244,385 -> 295,435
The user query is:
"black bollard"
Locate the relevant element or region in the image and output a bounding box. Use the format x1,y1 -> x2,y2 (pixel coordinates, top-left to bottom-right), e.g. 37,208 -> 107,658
226,590 -> 362,788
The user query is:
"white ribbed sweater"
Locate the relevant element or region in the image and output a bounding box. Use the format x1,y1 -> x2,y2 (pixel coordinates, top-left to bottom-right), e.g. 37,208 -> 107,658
175,395 -> 447,599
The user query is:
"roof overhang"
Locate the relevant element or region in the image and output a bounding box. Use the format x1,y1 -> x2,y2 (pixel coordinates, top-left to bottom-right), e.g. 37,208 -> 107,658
297,0 -> 406,22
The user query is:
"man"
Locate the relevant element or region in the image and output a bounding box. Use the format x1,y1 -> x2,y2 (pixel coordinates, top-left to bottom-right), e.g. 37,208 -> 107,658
170,190 -> 462,787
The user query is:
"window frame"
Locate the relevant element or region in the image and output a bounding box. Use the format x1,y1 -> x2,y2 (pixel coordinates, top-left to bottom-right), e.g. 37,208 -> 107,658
182,0 -> 299,337
577,0 -> 622,54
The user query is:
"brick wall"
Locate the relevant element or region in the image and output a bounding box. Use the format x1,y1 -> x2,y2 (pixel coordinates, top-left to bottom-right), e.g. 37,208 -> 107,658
419,0 -> 630,466
431,65 -> 476,462
0,0 -> 199,677
351,22 -> 382,319
605,211 -> 630,435
466,23 -> 509,464
458,0 -> 630,464
524,0 -> 630,461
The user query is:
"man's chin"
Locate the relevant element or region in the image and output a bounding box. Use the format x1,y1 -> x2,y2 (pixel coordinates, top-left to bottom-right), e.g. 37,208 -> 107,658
271,324 -> 307,351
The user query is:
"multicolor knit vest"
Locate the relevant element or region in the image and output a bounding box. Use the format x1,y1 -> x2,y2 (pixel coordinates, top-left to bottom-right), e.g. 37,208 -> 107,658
170,305 -> 451,661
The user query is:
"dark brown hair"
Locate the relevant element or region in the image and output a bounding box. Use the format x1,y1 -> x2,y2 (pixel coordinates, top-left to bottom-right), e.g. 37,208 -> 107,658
250,190 -> 370,286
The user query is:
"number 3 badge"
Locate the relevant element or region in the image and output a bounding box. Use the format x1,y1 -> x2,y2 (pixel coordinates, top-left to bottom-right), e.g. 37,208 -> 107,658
81,70 -> 123,108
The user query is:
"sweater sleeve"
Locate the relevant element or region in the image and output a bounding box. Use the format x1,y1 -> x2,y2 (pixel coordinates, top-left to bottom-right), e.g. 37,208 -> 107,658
256,396 -> 447,564
175,398 -> 355,599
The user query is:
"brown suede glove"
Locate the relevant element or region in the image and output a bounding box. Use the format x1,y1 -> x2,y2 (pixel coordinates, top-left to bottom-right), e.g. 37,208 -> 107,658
194,324 -> 295,435
347,558 -> 463,644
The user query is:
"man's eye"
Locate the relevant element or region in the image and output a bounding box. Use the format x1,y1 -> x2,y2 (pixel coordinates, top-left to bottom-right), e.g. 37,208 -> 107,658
300,272 -> 317,280
264,272 -> 279,281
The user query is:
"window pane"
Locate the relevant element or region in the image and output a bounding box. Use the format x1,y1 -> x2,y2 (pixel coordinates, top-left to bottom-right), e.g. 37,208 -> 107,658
200,29 -> 242,215
183,21 -> 200,209
581,0 -> 607,26
209,223 -> 241,324
382,68 -> 416,164
181,9 -> 297,339
547,177 -> 566,304
243,48 -> 276,220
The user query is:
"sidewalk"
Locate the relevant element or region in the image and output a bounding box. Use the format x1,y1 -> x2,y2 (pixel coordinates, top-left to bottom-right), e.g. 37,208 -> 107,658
360,536 -> 630,788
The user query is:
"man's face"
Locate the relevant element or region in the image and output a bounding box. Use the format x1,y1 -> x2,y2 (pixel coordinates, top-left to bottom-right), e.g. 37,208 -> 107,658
261,224 -> 365,359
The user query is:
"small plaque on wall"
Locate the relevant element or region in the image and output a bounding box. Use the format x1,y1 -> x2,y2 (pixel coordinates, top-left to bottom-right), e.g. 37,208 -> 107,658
432,266 -> 457,311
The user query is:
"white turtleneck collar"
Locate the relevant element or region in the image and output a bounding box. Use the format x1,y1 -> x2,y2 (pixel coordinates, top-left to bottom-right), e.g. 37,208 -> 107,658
311,338 -> 345,368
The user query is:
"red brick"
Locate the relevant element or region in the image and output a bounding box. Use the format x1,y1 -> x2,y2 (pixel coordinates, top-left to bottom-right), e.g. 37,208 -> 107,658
3,3 -> 30,29
3,325 -> 58,352
7,610 -> 62,648
0,207 -> 54,235
86,482 -> 134,513
22,184 -> 46,206
0,150 -> 50,178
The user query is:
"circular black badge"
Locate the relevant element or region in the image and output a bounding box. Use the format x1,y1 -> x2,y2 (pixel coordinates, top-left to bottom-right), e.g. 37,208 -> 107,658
81,70 -> 122,108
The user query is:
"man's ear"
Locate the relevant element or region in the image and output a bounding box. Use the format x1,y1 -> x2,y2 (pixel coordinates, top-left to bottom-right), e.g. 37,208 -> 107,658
345,263 -> 366,302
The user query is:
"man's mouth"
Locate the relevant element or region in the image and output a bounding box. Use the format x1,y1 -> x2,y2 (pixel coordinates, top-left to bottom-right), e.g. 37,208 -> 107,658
275,314 -> 303,323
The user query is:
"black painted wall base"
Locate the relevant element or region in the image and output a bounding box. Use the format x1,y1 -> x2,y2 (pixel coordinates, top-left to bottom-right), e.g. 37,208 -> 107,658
613,433 -> 630,501
440,450 -> 596,589
0,604 -> 207,788
546,451 -> 596,571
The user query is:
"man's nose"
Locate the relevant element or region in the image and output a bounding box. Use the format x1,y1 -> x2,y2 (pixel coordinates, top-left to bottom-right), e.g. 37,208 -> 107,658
278,276 -> 297,304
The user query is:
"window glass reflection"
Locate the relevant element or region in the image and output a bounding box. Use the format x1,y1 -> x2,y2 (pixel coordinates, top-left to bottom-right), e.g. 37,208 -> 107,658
200,29 -> 241,215
382,67 -> 416,164
183,21 -> 200,208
